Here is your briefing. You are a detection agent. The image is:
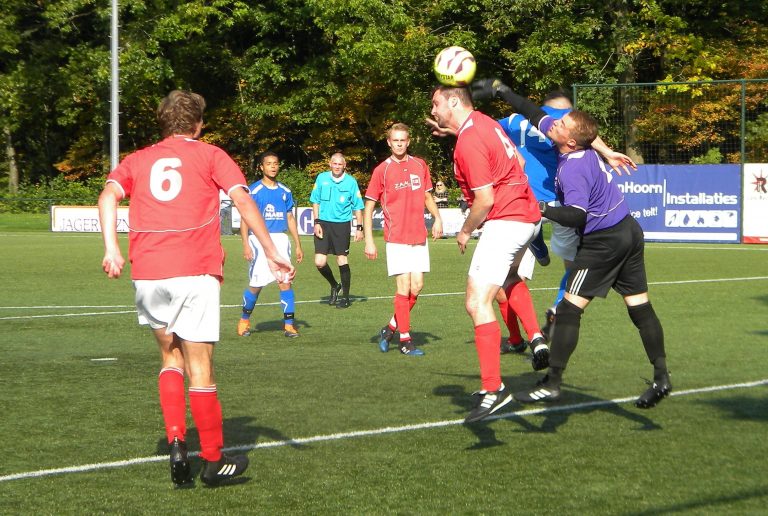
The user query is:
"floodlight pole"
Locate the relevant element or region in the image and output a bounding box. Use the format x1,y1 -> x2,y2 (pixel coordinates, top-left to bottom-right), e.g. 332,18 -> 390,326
109,0 -> 119,171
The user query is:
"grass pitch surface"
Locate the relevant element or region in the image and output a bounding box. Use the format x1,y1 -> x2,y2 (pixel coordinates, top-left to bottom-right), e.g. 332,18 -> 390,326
1,216 -> 767,514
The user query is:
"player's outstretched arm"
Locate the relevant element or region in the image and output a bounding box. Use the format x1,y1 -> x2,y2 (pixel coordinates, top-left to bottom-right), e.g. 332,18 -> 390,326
591,136 -> 637,176
425,117 -> 457,138
231,187 -> 295,283
98,183 -> 126,279
471,79 -> 548,129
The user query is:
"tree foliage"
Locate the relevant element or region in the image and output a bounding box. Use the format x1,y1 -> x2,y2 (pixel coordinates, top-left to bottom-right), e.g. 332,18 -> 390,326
2,0 -> 768,193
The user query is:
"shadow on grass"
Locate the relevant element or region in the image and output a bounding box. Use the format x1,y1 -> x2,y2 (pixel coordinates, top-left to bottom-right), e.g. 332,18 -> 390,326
697,394 -> 768,422
154,415 -> 308,472
432,383 -> 541,451
366,328 -> 442,351
624,485 -> 768,515
433,370 -> 663,449
506,372 -> 663,432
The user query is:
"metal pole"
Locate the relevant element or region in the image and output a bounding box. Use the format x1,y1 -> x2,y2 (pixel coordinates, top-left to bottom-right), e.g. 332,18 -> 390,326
110,0 -> 119,171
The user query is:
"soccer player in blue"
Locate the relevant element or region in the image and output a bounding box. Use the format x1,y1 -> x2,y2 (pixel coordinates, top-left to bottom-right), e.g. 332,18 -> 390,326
494,95 -> 671,408
238,151 -> 304,338
310,152 -> 365,309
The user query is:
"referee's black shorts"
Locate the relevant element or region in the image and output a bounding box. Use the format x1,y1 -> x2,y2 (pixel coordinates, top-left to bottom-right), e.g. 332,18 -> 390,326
314,220 -> 352,256
567,215 -> 648,299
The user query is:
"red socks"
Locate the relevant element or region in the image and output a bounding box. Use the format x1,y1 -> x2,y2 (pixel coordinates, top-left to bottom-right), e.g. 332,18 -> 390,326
474,321 -> 502,392
506,281 -> 541,339
497,295 -> 523,343
158,367 -> 186,444
394,293 -> 411,341
189,386 -> 223,462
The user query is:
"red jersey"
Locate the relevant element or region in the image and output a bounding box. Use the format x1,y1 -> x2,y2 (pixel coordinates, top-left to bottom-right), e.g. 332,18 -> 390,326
454,111 -> 540,223
365,155 -> 433,244
106,136 -> 248,280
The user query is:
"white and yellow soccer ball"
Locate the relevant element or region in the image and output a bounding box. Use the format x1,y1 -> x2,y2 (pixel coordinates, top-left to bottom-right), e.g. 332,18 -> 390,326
433,46 -> 477,87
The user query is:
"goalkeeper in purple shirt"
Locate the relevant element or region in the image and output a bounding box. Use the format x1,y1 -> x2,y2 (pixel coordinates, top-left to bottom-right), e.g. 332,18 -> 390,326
472,80 -> 671,408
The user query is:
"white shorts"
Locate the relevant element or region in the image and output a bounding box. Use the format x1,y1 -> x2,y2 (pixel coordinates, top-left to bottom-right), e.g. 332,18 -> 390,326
134,275 -> 220,343
385,242 -> 430,276
468,219 -> 537,286
517,247 -> 536,281
545,201 -> 580,262
248,233 -> 292,288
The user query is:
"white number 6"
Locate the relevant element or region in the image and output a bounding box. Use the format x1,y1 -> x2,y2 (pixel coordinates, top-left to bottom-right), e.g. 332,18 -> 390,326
150,158 -> 183,201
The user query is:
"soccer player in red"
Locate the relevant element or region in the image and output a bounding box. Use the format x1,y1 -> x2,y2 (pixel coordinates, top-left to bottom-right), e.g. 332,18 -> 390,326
363,123 -> 443,356
430,85 -> 542,423
98,90 -> 294,487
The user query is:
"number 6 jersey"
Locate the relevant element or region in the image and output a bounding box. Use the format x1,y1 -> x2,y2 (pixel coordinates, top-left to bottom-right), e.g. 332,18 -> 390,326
106,136 -> 248,280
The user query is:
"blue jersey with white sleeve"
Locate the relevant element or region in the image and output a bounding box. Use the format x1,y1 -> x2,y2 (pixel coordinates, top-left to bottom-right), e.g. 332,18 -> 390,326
555,148 -> 630,235
248,179 -> 294,233
498,105 -> 571,202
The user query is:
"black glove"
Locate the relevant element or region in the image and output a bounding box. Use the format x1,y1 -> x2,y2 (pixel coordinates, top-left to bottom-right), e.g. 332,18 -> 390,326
470,78 -> 510,101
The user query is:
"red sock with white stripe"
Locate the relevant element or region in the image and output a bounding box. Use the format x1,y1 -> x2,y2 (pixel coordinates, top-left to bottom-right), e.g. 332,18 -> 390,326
189,386 -> 223,462
506,281 -> 542,340
158,367 -> 186,444
475,321 -> 502,392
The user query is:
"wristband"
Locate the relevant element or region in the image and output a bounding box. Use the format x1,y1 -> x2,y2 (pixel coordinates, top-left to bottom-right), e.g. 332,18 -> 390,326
356,224 -> 363,231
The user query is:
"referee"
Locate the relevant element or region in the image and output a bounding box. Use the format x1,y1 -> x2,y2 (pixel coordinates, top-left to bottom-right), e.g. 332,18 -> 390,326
310,152 -> 364,309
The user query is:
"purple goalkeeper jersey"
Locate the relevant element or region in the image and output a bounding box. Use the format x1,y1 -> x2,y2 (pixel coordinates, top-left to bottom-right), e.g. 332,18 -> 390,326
555,148 -> 630,235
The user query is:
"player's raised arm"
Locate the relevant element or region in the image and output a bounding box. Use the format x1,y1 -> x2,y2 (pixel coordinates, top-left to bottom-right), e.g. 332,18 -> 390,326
471,79 -> 549,130
592,136 -> 637,176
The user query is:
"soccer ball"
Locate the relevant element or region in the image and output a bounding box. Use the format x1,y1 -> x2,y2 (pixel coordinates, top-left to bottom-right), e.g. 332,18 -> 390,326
433,46 -> 477,87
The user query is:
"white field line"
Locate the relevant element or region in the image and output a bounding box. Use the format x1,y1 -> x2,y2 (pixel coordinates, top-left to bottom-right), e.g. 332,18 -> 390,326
1,275 -> 767,320
1,378 -> 765,484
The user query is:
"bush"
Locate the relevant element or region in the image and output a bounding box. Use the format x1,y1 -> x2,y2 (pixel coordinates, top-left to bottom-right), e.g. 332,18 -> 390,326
0,176 -> 105,213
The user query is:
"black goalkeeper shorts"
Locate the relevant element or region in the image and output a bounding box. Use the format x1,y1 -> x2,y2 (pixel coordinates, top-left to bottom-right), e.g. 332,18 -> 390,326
567,215 -> 648,299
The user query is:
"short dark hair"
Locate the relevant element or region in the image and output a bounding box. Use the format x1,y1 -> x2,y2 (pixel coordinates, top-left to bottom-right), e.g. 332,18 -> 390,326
544,89 -> 572,104
432,85 -> 474,108
567,110 -> 599,148
156,90 -> 205,138
260,151 -> 279,165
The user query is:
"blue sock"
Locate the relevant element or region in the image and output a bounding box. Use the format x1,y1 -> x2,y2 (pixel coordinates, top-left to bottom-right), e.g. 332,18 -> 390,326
242,289 -> 258,319
280,289 -> 296,324
554,271 -> 569,308
529,230 -> 548,260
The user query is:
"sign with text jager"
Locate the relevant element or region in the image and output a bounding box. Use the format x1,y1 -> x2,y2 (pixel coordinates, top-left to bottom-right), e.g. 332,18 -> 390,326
51,205 -> 130,232
617,164 -> 741,243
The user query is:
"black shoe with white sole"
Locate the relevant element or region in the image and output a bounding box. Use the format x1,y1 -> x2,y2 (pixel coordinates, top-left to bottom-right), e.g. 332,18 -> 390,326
514,376 -> 561,404
464,385 -> 514,423
200,453 -> 249,486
